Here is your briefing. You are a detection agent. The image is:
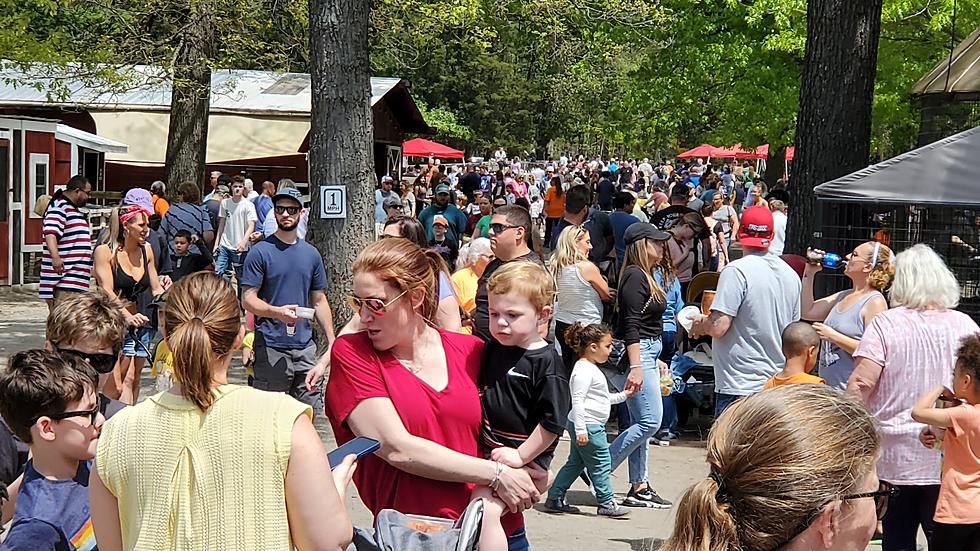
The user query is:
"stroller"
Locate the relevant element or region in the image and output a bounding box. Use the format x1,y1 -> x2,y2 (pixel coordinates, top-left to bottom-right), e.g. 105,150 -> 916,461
349,498 -> 484,551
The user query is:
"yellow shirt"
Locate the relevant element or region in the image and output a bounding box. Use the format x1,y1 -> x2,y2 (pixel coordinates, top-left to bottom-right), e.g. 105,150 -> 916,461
96,385 -> 311,551
451,267 -> 479,335
763,372 -> 826,389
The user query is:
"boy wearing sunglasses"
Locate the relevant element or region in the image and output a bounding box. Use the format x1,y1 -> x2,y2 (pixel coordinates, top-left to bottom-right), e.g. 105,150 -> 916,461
0,288 -> 128,526
0,350 -> 103,551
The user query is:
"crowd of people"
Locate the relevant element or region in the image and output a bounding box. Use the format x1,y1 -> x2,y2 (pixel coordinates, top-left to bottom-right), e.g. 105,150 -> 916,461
1,150 -> 979,551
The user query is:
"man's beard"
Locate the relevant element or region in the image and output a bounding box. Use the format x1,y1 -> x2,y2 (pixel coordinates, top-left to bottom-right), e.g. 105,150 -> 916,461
278,219 -> 299,232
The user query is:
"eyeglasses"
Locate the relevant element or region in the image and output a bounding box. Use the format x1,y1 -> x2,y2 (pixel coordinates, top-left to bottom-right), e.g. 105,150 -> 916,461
30,395 -> 103,427
489,223 -> 520,234
776,482 -> 898,550
274,205 -> 301,215
56,347 -> 117,374
347,289 -> 409,316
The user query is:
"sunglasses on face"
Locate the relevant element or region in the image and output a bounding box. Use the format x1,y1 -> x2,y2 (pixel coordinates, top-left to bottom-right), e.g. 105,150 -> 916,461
489,223 -> 519,234
57,347 -> 117,374
781,482 -> 898,549
347,289 -> 409,316
31,395 -> 103,426
274,205 -> 301,215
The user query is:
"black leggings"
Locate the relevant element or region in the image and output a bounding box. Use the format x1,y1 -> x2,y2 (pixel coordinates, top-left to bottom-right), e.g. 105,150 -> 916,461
882,484 -> 939,551
554,321 -> 576,378
932,521 -> 980,551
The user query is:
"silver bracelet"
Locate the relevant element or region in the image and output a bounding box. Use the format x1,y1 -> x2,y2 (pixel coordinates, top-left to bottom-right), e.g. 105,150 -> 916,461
489,461 -> 504,491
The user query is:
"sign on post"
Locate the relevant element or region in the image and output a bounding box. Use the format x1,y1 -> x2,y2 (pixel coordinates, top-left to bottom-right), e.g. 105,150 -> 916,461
319,185 -> 347,219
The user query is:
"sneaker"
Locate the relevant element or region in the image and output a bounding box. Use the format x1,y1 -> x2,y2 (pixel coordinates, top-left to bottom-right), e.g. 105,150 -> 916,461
543,498 -> 581,514
622,486 -> 672,509
597,501 -> 630,518
649,436 -> 670,447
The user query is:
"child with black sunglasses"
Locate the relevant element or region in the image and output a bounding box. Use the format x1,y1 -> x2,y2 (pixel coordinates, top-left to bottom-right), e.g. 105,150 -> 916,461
912,334 -> 980,550
0,349 -> 103,551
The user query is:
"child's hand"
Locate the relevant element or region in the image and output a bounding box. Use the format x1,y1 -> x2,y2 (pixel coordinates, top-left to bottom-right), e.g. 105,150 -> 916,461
624,386 -> 638,397
575,434 -> 589,446
490,447 -> 525,468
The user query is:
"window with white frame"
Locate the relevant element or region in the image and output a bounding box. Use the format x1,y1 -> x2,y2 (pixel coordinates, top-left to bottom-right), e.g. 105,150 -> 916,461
29,153 -> 49,218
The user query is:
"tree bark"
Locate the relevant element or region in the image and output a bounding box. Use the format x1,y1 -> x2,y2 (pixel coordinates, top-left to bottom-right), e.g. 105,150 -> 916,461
307,0 -> 375,331
787,0 -> 883,255
764,145 -> 787,189
164,0 -> 215,190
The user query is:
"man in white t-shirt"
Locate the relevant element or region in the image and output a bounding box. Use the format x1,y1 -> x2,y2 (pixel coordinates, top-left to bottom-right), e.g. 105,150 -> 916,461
213,175 -> 257,293
768,199 -> 788,256
690,205 -> 801,415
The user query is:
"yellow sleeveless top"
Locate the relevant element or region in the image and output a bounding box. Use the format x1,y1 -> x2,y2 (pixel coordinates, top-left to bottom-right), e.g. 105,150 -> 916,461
95,385 -> 311,551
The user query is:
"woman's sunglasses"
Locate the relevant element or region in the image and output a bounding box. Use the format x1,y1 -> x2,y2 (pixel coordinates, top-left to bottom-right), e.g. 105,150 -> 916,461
56,347 -> 117,374
347,289 -> 408,316
30,395 -> 103,426
778,482 -> 898,550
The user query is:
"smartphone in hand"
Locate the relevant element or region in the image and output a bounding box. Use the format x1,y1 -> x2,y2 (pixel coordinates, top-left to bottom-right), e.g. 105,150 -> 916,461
327,436 -> 381,470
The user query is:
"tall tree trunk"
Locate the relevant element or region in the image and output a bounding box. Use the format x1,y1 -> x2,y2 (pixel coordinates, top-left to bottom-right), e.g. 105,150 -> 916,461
764,145 -> 787,189
307,0 -> 375,331
787,0 -> 883,254
164,0 -> 215,190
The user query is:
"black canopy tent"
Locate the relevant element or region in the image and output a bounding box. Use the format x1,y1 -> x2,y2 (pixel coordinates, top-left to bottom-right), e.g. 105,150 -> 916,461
814,125 -> 980,206
812,124 -> 980,321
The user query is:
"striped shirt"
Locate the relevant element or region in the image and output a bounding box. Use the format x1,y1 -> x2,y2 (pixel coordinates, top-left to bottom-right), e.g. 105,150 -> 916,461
160,202 -> 213,253
39,198 -> 92,299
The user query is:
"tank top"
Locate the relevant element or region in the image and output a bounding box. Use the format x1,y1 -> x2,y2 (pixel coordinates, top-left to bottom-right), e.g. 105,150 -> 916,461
113,245 -> 150,302
554,262 -> 603,325
96,385 -> 311,551
820,290 -> 882,390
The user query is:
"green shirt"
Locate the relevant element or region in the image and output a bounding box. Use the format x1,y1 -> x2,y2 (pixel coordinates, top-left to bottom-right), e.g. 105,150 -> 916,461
475,215 -> 491,238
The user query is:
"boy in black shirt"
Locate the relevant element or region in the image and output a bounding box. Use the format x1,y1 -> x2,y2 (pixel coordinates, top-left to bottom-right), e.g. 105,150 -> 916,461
475,261 -> 569,550
430,214 -> 459,269
170,229 -> 213,282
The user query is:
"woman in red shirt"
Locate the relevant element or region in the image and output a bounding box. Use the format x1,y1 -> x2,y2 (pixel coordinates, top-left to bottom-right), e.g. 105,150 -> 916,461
325,238 -> 541,549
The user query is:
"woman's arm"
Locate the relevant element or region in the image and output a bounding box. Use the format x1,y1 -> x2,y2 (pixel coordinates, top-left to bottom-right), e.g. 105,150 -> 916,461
728,208 -> 739,237
346,397 -> 541,512
800,264 -> 839,321
285,414 -> 353,551
437,296 -> 463,332
812,323 -> 861,356
845,357 -> 884,404
89,462 -> 123,551
92,245 -> 116,296
580,261 -> 614,301
861,294 -> 889,327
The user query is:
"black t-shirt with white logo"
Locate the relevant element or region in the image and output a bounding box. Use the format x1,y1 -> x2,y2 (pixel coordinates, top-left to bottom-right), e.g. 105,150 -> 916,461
479,340 -> 570,469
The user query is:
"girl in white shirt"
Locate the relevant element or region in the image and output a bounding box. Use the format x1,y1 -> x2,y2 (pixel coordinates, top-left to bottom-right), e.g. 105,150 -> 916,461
544,322 -> 635,517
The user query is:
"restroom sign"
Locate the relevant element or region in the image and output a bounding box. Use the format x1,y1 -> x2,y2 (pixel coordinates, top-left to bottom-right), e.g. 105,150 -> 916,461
319,185 -> 347,219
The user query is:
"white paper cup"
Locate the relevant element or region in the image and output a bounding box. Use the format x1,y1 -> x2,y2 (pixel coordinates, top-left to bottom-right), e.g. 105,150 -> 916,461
677,306 -> 702,332
294,307 -> 315,320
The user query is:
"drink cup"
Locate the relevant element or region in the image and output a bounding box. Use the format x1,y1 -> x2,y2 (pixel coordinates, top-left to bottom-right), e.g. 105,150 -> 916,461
294,307 -> 315,320
701,290 -> 716,316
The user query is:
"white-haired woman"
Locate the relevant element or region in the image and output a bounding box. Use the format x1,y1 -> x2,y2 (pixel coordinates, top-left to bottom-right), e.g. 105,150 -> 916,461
451,237 -> 493,334
847,244 -> 979,551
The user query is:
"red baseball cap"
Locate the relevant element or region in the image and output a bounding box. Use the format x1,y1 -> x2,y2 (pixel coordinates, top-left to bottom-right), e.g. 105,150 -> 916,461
738,205 -> 774,248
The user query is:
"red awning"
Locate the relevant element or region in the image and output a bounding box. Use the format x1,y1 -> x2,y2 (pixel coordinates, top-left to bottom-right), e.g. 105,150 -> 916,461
676,144 -> 715,158
402,138 -> 464,159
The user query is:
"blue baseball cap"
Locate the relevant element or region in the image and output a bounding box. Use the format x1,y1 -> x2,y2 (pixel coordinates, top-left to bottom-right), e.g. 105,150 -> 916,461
272,187 -> 303,206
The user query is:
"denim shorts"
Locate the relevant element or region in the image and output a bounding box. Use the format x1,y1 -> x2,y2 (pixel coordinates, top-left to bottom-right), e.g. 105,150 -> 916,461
122,326 -> 154,358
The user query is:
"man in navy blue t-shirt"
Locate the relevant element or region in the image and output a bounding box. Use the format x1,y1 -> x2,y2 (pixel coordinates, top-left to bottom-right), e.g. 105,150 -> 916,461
609,191 -> 640,267
241,188 -> 336,409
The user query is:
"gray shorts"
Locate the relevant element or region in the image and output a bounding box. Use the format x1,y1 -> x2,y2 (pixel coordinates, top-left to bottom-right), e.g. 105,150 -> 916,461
252,334 -> 321,411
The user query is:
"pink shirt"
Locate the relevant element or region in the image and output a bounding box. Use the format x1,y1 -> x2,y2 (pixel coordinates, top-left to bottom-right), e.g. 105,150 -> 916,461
936,403 -> 980,523
854,307 -> 979,485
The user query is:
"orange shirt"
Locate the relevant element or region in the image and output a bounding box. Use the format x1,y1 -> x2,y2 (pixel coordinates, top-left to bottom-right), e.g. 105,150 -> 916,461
152,194 -> 170,217
762,371 -> 825,389
936,403 -> 980,523
544,187 -> 565,218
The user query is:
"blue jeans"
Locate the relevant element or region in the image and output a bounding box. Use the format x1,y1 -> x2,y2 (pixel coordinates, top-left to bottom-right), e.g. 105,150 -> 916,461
609,338 -> 663,484
714,392 -> 742,417
549,422 -> 615,504
658,330 -> 677,435
507,527 -> 529,551
214,246 -> 245,280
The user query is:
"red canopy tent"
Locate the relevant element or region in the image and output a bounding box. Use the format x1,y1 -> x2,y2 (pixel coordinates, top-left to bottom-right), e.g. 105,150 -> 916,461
677,144 -> 716,159
402,138 -> 465,160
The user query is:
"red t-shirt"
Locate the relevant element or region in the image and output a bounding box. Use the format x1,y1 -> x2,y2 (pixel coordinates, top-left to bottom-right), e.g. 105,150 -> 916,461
326,329 -> 523,533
